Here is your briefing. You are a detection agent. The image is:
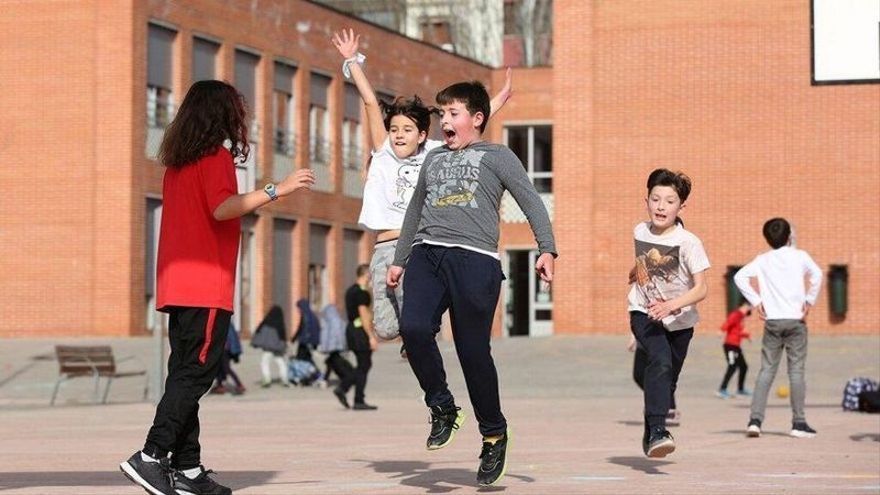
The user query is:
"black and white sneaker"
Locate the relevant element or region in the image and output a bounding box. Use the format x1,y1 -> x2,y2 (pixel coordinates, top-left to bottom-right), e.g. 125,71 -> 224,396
746,418 -> 762,438
119,451 -> 175,495
790,422 -> 817,438
171,467 -> 231,495
426,405 -> 465,450
643,426 -> 675,458
477,430 -> 510,486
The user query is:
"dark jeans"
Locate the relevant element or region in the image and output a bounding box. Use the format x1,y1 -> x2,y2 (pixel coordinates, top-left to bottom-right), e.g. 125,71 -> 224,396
630,311 -> 693,429
719,344 -> 748,392
144,307 -> 230,469
339,349 -> 372,404
633,344 -> 677,410
400,244 -> 506,437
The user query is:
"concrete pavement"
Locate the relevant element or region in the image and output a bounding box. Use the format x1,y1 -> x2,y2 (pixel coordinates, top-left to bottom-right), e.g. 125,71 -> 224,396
1,334 -> 878,494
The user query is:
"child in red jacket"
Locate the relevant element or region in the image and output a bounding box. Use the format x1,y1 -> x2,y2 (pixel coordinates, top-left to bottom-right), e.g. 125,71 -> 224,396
717,301 -> 753,398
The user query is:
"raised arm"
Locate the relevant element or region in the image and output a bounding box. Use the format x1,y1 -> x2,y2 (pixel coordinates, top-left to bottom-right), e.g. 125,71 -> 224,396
489,67 -> 513,117
332,29 -> 387,151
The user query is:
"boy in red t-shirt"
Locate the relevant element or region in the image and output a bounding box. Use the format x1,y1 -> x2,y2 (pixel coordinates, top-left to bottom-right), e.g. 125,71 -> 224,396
716,301 -> 753,399
120,81 -> 313,495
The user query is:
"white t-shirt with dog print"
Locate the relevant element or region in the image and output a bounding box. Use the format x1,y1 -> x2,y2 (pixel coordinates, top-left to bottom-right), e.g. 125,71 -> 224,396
358,137 -> 442,231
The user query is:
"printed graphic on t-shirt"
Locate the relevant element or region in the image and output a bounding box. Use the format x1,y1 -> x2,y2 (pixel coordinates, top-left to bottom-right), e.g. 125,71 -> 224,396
633,240 -> 685,311
426,149 -> 485,209
393,161 -> 421,211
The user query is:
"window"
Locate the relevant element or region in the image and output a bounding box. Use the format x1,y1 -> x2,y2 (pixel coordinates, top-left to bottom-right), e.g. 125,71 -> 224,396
145,198 -> 163,331
505,125 -> 552,193
420,17 -> 454,51
342,83 -> 363,171
147,24 -> 176,128
272,219 -> 295,322
309,73 -> 331,165
342,228 -> 363,284
234,50 -> 260,135
273,62 -> 297,181
308,224 -> 330,309
191,37 -> 219,83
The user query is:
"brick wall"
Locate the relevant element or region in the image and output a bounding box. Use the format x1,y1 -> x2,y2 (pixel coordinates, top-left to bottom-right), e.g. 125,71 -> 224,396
551,0 -> 880,335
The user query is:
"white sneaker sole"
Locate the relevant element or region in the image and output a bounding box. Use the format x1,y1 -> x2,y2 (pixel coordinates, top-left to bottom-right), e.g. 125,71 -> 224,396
647,438 -> 675,458
746,426 -> 761,437
119,461 -> 171,495
790,430 -> 816,438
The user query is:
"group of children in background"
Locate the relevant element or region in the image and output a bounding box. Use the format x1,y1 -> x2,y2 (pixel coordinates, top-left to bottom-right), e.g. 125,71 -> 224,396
119,24 -> 825,495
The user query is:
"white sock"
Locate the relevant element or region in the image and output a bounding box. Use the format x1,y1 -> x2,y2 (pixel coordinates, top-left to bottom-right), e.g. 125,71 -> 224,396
182,467 -> 203,479
140,452 -> 158,463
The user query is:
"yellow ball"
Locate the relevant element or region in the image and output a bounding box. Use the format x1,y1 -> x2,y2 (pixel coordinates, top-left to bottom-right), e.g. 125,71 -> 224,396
777,385 -> 790,398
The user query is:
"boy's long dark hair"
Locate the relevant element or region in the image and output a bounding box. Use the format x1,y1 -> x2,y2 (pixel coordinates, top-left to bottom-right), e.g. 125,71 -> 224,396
379,94 -> 436,135
158,80 -> 250,167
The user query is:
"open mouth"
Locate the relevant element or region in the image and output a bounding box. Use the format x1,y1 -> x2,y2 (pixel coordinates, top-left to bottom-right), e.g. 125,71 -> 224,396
442,128 -> 456,142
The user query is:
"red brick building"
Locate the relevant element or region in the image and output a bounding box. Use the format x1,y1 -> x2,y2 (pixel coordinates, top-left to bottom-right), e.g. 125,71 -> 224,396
2,0 -> 877,337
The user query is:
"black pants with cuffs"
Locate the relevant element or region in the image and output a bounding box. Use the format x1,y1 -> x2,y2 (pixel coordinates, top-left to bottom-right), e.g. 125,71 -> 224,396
719,344 -> 748,392
630,311 -> 693,429
144,307 -> 230,469
400,244 -> 507,437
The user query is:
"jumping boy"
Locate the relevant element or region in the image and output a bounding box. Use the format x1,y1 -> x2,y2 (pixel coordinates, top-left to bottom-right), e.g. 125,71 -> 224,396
331,29 -> 511,345
716,301 -> 752,399
386,81 -> 556,486
734,217 -> 822,438
628,169 -> 709,458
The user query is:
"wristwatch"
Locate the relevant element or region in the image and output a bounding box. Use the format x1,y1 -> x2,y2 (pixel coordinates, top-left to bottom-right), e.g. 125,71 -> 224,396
263,183 -> 278,201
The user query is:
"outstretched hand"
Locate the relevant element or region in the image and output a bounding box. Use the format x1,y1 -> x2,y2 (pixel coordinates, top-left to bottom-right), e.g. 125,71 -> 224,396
332,28 -> 359,60
277,168 -> 315,196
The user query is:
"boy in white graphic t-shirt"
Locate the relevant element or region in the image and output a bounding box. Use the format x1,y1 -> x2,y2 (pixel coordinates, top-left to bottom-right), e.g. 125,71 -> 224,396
628,168 -> 710,458
331,29 -> 511,343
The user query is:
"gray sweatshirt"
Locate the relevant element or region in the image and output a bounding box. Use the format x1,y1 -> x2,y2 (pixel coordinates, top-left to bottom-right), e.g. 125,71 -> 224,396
392,141 -> 557,266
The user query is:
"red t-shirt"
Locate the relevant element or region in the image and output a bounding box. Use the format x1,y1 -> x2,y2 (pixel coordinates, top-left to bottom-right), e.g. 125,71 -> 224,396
156,147 -> 240,312
721,310 -> 750,347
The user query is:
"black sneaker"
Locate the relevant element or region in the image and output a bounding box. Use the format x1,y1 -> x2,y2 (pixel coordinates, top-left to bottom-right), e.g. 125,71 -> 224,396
353,402 -> 378,410
333,387 -> 350,409
426,405 -> 465,450
746,418 -> 762,438
119,451 -> 175,495
477,431 -> 510,486
643,426 -> 675,458
171,467 -> 231,495
790,422 -> 817,438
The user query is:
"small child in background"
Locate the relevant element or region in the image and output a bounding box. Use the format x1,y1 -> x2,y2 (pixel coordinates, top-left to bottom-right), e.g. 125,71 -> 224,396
716,301 -> 752,399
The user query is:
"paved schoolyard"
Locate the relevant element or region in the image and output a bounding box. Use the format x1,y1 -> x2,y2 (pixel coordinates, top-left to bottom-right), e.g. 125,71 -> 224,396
1,334 -> 878,494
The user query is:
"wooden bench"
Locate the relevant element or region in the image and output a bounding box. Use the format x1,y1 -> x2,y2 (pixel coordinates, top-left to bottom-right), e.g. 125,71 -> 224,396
51,345 -> 148,405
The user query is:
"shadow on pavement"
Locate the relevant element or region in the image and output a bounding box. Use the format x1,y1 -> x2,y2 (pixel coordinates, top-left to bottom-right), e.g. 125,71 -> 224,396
607,456 -> 672,475
850,433 -> 880,442
354,459 -> 535,493
0,470 -> 277,492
